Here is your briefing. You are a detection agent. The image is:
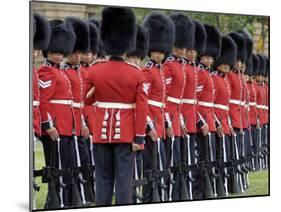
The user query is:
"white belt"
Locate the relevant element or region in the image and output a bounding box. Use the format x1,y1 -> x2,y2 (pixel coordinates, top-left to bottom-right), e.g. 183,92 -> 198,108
241,101 -> 246,106
182,98 -> 197,105
148,99 -> 165,108
33,100 -> 40,107
198,101 -> 214,108
249,102 -> 257,106
72,102 -> 83,108
50,99 -> 73,105
167,96 -> 182,105
229,99 -> 241,105
257,105 -> 268,110
95,101 -> 135,109
213,104 -> 229,111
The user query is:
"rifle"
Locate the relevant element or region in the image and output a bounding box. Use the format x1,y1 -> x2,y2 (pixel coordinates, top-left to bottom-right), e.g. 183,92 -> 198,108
256,123 -> 263,170
241,131 -> 249,189
32,133 -> 40,210
43,139 -> 62,209
168,135 -> 175,201
264,124 -> 268,169
207,133 -> 218,197
221,134 -> 229,196
134,155 -> 143,203
248,126 -> 256,171
157,138 -> 168,201
179,135 -> 189,200
73,135 -> 86,206
152,139 -> 160,202
85,135 -> 95,203
232,133 -> 244,193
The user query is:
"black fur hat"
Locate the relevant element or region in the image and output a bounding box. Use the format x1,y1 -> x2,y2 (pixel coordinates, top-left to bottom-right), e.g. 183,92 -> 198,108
100,7 -> 137,56
257,54 -> 266,76
237,29 -> 253,62
214,36 -> 237,68
33,13 -> 51,51
244,56 -> 253,76
143,12 -> 175,54
193,20 -> 207,55
252,54 -> 260,76
43,19 -> 76,57
65,17 -> 89,53
127,25 -> 149,59
87,21 -> 99,54
88,19 -> 105,58
169,13 -> 195,49
202,24 -> 221,60
266,56 -> 269,77
228,32 -> 247,63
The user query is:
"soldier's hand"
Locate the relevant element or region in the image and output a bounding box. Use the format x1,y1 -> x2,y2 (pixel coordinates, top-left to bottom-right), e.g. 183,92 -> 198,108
148,128 -> 158,142
217,126 -> 224,137
86,86 -> 95,98
132,143 -> 144,152
201,124 -> 209,136
166,126 -> 174,138
181,125 -> 188,136
82,126 -> 90,139
229,125 -> 235,136
46,127 -> 59,141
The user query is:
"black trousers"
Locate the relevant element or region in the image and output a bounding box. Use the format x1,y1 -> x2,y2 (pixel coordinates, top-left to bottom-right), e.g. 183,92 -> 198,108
94,143 -> 134,206
41,135 -> 76,207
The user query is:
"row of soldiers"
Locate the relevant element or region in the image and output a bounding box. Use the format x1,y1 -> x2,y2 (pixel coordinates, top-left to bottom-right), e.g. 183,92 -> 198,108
32,6 -> 269,210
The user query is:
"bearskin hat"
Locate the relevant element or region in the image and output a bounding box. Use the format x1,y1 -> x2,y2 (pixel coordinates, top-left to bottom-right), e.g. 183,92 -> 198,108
244,56 -> 253,76
193,20 -> 207,55
202,24 -> 221,60
237,29 -> 253,62
143,12 -> 175,54
43,19 -> 76,57
65,17 -> 89,53
88,19 -> 105,58
257,54 -> 266,76
127,25 -> 149,59
100,7 -> 137,56
33,13 -> 51,51
169,13 -> 195,49
87,21 -> 99,54
252,54 -> 260,76
228,32 -> 247,63
214,36 -> 237,68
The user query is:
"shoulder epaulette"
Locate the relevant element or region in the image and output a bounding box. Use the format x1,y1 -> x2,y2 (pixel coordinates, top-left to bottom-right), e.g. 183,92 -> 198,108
164,56 -> 175,64
125,61 -> 141,71
145,61 -> 154,69
60,63 -> 70,71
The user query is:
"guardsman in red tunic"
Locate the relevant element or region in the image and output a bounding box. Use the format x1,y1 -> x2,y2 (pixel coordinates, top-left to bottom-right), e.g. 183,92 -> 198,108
194,24 -> 222,199
256,54 -> 267,170
182,20 -> 206,199
264,57 -> 269,169
238,31 -> 254,189
212,35 -> 237,197
142,12 -> 175,203
126,25 -> 149,203
33,13 -> 50,138
84,7 -> 148,206
39,20 -> 77,208
79,21 -> 99,203
250,54 -> 261,170
63,17 -> 94,204
159,13 -> 194,201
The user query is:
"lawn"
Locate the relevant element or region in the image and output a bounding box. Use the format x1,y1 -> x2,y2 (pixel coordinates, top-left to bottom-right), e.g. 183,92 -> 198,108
33,141 -> 269,210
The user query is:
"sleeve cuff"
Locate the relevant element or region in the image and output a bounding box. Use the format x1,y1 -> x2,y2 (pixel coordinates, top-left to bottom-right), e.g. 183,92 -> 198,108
134,136 -> 145,144
196,120 -> 205,129
41,121 -> 51,131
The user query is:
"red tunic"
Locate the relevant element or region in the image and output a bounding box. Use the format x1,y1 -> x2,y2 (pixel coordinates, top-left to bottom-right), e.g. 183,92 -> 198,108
256,82 -> 266,125
163,55 -> 186,136
241,75 -> 250,129
33,67 -> 41,136
196,63 -> 216,132
212,71 -> 231,135
247,80 -> 258,126
142,60 -> 168,139
63,63 -> 85,136
181,60 -> 199,133
84,57 -> 148,144
264,83 -> 269,124
38,60 -> 74,136
227,70 -> 243,129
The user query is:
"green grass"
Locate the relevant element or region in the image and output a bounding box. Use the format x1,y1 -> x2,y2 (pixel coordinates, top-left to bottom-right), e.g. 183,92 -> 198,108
33,141 -> 269,210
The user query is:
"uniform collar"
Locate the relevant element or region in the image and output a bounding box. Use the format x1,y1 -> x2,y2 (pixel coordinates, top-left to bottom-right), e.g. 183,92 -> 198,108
198,62 -> 210,71
66,62 -> 80,70
45,59 -> 60,69
109,56 -> 125,62
149,59 -> 161,69
183,57 -> 196,66
81,62 -> 89,67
